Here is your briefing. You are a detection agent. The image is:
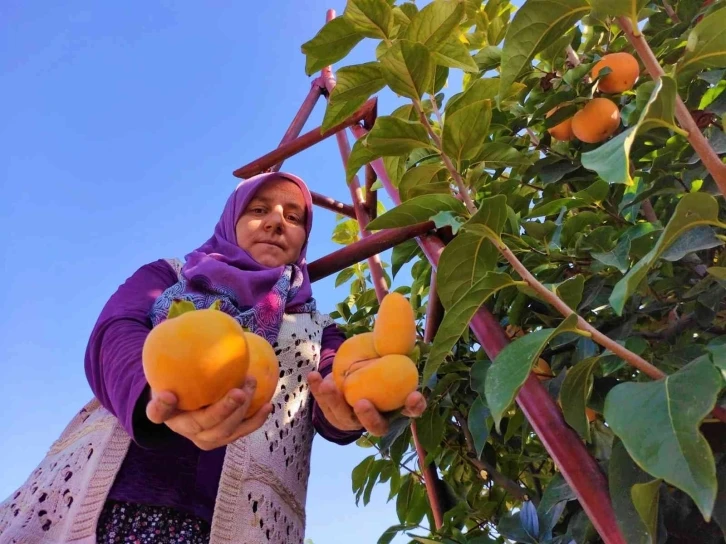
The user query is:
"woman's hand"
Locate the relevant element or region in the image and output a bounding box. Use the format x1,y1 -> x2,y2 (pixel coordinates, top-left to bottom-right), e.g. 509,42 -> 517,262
308,371 -> 427,437
145,377 -> 272,450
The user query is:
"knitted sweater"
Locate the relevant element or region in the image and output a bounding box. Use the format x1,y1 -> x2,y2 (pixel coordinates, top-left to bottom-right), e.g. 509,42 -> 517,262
0,259 -> 361,543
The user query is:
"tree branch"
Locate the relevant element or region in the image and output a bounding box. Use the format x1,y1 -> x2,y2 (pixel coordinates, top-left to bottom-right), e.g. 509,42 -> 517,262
415,101 -> 478,214
662,1 -> 680,22
455,414 -> 533,504
616,15 -> 726,197
495,241 -> 667,380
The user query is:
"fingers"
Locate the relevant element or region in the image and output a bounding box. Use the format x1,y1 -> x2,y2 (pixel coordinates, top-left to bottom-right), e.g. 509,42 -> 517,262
401,391 -> 427,418
193,379 -> 257,443
309,372 -> 362,432
353,399 -> 389,437
146,390 -> 179,424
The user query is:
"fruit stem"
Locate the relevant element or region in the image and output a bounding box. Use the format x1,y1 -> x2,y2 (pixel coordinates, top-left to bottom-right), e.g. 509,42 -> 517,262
616,15 -> 726,198
565,45 -> 581,67
415,100 -> 478,214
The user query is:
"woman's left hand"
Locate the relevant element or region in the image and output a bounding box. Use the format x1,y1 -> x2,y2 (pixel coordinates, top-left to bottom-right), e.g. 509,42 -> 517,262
308,371 -> 427,437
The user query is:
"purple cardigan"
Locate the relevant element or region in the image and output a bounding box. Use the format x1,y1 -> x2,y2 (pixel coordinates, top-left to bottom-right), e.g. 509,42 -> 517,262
84,259 -> 361,523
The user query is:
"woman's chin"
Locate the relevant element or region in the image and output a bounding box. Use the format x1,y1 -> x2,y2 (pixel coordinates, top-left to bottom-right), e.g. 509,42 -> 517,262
251,253 -> 285,268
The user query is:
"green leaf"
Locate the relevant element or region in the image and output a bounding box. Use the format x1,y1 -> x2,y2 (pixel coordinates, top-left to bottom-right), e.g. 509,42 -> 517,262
391,238 -> 421,279
631,479 -> 661,541
432,38 -> 480,72
167,300 -> 197,319
486,314 -> 581,432
473,46 -> 502,71
425,272 -> 520,383
660,225 -> 724,261
559,357 -> 600,441
380,40 -> 435,99
475,143 -> 534,169
555,274 -> 585,311
447,78 -> 500,117
468,395 -> 491,459
604,356 -> 721,520
346,137 -> 379,182
708,266 -> 726,281
366,194 -> 466,230
442,99 -> 492,166
396,475 -> 415,522
609,440 -> 660,544
470,360 -> 490,399
591,222 -> 659,274
463,194 -> 509,243
589,0 -> 649,24
301,17 -> 364,75
366,116 -> 433,156
416,405 -> 447,451
377,524 -> 411,544
432,210 -> 464,234
581,76 -> 684,185
335,268 -> 356,287
352,454 -> 376,497
398,162 -> 448,201
344,0 -> 394,39
436,231 -> 499,309
677,8 -> 726,82
383,155 -> 407,187
499,0 -> 590,100
323,63 -> 386,132
610,193 -> 726,314
346,117 -> 433,183
404,0 -> 466,50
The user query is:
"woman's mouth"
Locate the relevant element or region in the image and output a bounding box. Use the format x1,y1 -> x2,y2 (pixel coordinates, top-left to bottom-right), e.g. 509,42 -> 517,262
259,241 -> 284,250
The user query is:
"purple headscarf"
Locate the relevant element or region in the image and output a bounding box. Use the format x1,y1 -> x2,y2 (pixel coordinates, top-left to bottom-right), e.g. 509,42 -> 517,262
149,172 -> 317,344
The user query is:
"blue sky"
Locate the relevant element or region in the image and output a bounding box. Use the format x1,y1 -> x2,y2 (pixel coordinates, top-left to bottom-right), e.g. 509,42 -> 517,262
0,1 -> 458,542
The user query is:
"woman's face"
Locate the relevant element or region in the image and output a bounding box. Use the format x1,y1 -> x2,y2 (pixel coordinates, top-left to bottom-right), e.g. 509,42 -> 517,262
235,179 -> 308,267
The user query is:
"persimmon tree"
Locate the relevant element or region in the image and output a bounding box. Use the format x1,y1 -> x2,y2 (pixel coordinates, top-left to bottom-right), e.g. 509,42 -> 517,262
302,0 -> 726,542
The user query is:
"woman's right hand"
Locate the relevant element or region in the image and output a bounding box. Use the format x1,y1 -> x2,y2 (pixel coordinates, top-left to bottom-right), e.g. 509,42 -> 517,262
145,377 -> 272,450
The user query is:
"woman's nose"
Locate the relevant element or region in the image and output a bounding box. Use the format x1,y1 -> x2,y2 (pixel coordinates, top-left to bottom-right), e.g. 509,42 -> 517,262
264,208 -> 284,230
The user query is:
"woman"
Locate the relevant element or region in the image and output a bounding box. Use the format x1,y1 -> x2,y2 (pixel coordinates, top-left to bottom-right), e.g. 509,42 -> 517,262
0,172 -> 426,544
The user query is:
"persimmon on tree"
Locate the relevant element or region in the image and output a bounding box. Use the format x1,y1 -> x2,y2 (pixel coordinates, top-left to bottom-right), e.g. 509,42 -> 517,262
302,0 -> 726,542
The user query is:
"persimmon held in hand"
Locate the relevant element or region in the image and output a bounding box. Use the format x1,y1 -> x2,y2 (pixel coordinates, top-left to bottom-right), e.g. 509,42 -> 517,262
143,301 -> 280,414
333,293 -> 419,413
373,291 -> 417,356
143,302 -> 251,411
244,331 -> 280,418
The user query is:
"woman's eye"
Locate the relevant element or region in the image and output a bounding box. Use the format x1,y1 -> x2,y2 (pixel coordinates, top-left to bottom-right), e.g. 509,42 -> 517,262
287,215 -> 301,223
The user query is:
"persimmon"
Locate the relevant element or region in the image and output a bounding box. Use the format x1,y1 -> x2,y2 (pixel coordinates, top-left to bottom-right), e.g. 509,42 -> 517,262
533,358 -> 552,381
591,52 -> 639,94
333,293 -> 420,412
373,291 -> 417,356
332,332 -> 380,393
546,106 -> 574,141
571,98 -> 621,143
142,303 -> 250,411
243,331 -> 280,418
339,353 -> 419,412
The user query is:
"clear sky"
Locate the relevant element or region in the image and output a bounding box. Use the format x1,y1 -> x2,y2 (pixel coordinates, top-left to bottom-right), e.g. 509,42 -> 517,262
0,1 -> 439,542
